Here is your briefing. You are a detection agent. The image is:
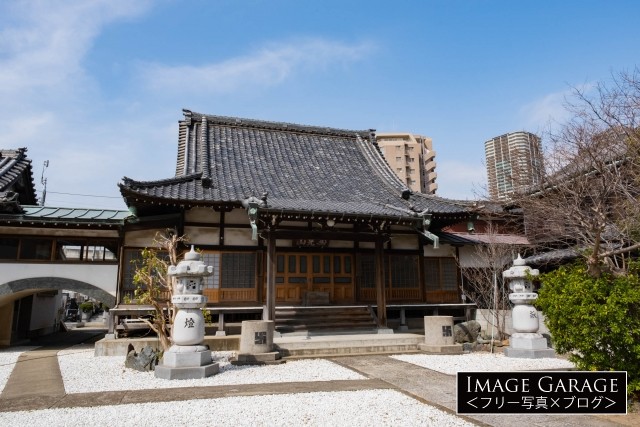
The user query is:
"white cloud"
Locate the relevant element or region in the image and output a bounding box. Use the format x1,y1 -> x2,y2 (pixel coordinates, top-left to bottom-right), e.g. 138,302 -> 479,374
0,0 -> 155,209
140,38 -> 376,94
520,83 -> 596,134
0,0 -> 152,92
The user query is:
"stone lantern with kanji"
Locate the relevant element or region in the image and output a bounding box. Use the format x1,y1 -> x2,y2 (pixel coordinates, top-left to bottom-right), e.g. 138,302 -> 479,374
503,255 -> 555,359
155,246 -> 219,379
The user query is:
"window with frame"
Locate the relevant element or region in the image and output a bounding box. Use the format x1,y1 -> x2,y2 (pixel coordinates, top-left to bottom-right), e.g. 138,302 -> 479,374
121,248 -> 168,293
221,253 -> 255,288
424,257 -> 459,291
357,254 -> 376,289
388,255 -> 419,288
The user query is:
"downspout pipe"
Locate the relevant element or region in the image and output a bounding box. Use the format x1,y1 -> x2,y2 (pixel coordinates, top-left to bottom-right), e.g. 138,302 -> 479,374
417,211 -> 439,249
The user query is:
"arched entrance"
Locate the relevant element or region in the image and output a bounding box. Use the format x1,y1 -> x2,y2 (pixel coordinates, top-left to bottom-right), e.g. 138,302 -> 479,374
0,278 -> 114,345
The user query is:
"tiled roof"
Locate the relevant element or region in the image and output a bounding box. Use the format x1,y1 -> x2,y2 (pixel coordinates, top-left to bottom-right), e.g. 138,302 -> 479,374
0,205 -> 132,227
0,148 -> 37,205
438,231 -> 530,245
120,111 -> 473,223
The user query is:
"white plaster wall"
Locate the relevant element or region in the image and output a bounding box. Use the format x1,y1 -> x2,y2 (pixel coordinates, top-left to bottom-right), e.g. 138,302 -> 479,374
124,229 -> 160,247
225,208 -> 249,225
277,239 -> 292,248
389,234 -> 418,250
359,242 -> 375,249
1,263 -> 118,297
458,245 -> 514,269
184,226 -> 220,246
30,292 -> 62,331
185,207 -> 219,223
328,240 -> 353,249
225,228 -> 257,246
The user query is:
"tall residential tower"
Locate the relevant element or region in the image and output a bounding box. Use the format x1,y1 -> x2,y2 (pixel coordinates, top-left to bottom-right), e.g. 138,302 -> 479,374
484,131 -> 543,201
376,133 -> 438,194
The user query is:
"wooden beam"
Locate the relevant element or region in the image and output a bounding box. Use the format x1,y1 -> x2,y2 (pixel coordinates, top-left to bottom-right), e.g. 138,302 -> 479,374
265,231 -> 276,322
375,235 -> 387,327
266,229 -> 380,242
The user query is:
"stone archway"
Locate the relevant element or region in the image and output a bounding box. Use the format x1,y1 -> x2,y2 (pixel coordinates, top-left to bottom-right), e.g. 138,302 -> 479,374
0,277 -> 116,307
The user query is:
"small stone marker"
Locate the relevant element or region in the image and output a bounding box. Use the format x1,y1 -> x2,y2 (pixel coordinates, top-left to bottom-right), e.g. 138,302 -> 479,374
418,315 -> 463,354
231,320 -> 283,365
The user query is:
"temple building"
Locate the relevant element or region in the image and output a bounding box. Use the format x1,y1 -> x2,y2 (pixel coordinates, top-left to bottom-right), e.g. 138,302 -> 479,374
117,111 -> 475,329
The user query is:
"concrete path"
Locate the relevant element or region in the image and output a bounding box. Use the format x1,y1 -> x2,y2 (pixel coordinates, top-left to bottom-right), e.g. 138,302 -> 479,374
0,333 -> 636,426
333,355 -> 633,427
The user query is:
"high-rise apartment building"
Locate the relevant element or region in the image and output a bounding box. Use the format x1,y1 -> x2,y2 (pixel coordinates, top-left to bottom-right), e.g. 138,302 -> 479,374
376,132 -> 437,194
484,131 -> 543,201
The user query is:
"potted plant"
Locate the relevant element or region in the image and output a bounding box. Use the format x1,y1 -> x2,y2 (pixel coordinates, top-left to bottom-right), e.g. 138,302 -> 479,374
79,302 -> 94,321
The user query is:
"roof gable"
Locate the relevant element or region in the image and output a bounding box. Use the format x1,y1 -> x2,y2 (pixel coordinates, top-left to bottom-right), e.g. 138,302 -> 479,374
120,111 -> 471,223
0,148 -> 37,205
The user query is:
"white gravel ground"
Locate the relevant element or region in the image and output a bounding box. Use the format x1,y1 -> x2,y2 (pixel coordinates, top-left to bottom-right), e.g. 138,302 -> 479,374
0,347 -> 36,392
0,389 -> 474,427
1,348 -> 576,426
391,352 -> 575,375
57,348 -> 366,393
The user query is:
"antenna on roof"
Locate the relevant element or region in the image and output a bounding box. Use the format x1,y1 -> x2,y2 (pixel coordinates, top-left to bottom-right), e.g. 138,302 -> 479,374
40,160 -> 49,206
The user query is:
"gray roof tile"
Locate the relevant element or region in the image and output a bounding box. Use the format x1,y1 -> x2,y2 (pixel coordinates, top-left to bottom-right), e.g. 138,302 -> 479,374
0,148 -> 37,205
120,111 -> 472,222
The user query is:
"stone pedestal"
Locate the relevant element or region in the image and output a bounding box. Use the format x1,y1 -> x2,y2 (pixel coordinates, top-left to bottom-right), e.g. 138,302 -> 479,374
232,320 -> 283,365
418,315 -> 462,354
504,333 -> 556,358
155,345 -> 219,380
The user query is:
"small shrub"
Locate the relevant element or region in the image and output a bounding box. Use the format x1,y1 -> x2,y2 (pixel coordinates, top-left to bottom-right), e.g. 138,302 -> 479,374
79,302 -> 94,313
536,262 -> 640,396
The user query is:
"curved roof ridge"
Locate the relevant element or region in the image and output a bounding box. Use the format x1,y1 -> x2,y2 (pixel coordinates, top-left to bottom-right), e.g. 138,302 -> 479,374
120,172 -> 202,188
184,109 -> 371,139
411,191 -> 477,209
354,134 -> 411,197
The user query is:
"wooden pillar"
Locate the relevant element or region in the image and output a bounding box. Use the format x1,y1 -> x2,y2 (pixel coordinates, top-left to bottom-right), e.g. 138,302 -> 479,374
375,234 -> 387,327
265,231 -> 276,321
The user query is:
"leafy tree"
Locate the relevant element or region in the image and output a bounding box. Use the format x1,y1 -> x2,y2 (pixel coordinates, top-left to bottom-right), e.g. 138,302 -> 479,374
131,229 -> 187,351
535,262 -> 640,396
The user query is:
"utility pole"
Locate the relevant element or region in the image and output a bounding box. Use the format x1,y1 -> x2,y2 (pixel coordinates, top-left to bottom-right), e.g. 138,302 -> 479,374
40,160 -> 48,206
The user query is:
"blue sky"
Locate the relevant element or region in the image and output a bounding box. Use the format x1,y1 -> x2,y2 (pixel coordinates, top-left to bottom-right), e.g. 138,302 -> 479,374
1,0 -> 638,209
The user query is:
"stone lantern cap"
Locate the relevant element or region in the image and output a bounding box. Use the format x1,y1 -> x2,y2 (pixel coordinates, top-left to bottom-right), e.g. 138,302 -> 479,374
169,246 -> 213,307
168,246 -> 214,278
502,254 -> 539,280
503,254 -> 539,303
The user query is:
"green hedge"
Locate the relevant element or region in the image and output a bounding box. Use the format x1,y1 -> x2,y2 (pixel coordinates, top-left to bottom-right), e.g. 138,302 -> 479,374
536,263 -> 640,396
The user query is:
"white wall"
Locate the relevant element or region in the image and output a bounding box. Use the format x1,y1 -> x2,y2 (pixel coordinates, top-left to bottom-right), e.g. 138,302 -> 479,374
30,291 -> 63,333
1,263 -> 119,298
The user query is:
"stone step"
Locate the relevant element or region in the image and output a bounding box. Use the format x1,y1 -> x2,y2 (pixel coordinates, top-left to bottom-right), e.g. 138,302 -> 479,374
274,333 -> 424,357
274,306 -> 377,333
277,317 -> 376,326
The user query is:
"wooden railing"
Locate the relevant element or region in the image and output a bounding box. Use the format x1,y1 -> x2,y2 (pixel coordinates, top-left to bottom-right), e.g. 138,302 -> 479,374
425,290 -> 460,303
357,288 -> 422,301
219,289 -> 258,302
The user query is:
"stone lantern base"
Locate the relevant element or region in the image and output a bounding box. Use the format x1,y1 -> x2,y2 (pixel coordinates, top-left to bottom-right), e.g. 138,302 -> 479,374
504,333 -> 555,359
155,345 -> 219,380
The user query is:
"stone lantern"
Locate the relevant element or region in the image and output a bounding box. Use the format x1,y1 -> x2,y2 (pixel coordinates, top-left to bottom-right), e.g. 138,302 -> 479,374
155,246 -> 219,379
503,255 -> 555,358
